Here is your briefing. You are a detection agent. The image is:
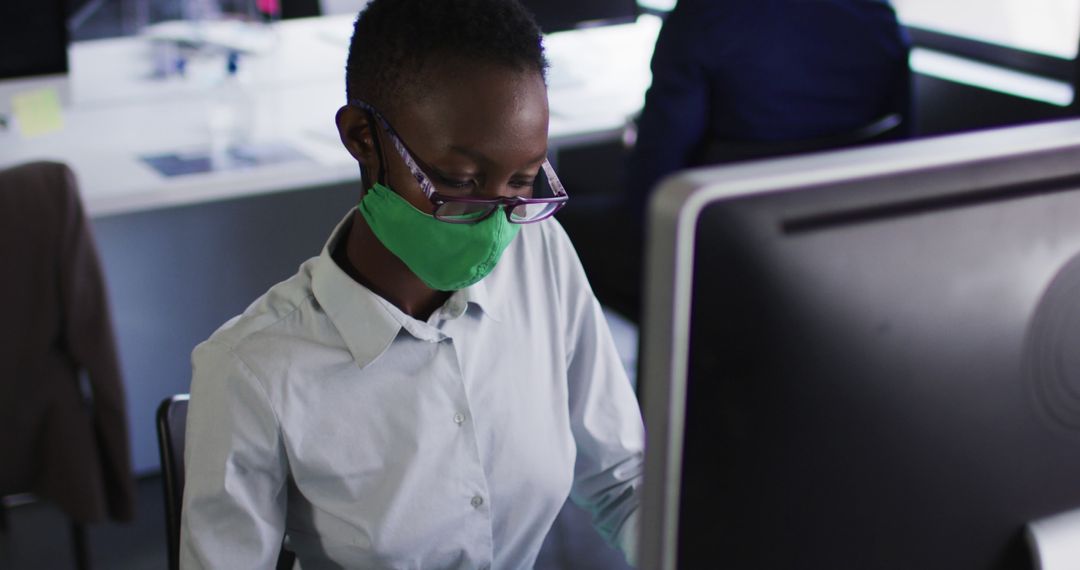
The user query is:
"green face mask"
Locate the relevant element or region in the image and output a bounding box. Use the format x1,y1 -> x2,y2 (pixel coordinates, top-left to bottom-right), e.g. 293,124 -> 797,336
358,183 -> 521,291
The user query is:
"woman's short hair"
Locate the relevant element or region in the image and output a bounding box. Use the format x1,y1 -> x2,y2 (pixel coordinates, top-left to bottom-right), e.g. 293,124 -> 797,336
345,0 -> 548,117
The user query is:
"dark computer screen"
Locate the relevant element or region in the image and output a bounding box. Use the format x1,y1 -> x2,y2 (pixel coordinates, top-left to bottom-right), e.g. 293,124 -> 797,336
0,0 -> 68,79
640,120 -> 1080,569
520,0 -> 637,33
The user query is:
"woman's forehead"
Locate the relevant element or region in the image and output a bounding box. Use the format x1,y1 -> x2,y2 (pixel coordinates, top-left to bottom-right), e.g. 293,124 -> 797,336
394,61 -> 549,164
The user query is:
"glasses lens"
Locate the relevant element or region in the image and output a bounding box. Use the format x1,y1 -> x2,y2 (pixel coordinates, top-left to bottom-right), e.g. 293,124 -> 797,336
435,201 -> 495,222
432,164 -> 566,224
509,201 -> 560,222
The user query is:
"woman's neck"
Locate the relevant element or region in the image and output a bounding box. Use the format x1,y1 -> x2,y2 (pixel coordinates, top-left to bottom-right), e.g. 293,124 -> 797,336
333,210 -> 450,322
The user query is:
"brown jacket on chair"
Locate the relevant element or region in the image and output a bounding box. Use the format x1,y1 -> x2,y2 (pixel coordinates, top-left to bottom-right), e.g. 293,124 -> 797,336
0,161 -> 135,523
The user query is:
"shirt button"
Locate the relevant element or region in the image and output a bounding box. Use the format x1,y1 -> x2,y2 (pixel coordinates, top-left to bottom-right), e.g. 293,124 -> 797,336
471,495 -> 484,508
453,413 -> 465,425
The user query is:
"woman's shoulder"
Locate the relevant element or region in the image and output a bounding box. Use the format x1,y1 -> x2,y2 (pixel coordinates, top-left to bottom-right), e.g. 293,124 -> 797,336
207,262 -> 313,339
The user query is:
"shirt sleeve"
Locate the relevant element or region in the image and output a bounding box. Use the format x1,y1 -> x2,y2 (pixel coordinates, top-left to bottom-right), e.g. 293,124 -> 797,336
180,340 -> 288,569
556,224 -> 646,566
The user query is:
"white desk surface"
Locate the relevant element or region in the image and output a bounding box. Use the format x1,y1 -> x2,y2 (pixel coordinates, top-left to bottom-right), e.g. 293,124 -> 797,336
0,14 -> 660,218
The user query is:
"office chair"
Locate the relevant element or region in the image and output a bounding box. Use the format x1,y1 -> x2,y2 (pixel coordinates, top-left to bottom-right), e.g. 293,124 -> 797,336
561,113 -> 907,324
0,161 -> 135,570
156,394 -> 189,570
156,394 -> 295,570
691,112 -> 904,165
0,495 -> 90,570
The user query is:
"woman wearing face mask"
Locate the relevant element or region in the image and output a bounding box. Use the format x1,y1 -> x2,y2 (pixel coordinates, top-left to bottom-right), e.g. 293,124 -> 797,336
178,1 -> 644,568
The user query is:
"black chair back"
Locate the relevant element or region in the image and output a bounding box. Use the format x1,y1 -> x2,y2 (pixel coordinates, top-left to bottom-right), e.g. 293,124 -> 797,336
156,394 -> 189,570
693,113 -> 904,166
156,394 -> 296,569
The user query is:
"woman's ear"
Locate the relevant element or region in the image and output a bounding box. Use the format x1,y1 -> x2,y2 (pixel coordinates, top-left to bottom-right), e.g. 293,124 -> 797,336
335,105 -> 379,169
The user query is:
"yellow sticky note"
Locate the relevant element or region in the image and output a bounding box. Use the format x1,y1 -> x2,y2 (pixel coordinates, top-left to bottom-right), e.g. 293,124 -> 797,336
12,88 -> 64,138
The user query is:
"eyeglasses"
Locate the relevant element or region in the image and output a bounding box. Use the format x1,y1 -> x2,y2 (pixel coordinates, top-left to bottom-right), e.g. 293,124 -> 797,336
349,99 -> 568,224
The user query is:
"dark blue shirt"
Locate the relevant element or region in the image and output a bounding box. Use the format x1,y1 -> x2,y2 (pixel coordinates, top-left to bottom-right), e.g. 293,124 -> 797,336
628,0 -> 911,212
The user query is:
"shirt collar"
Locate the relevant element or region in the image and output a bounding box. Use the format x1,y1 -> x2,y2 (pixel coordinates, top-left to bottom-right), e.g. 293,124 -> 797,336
310,211 -> 505,368
311,213 -> 403,368
460,272 -> 504,322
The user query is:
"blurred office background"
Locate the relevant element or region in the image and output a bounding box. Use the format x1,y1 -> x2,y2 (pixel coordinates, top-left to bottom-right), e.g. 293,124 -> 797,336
3,0 -> 1080,568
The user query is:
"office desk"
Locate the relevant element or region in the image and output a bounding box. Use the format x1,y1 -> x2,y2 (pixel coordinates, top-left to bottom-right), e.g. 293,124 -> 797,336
0,14 -> 660,472
0,14 -> 660,217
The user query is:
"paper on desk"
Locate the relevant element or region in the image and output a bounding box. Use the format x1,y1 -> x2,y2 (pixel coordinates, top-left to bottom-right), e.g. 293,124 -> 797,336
12,87 -> 64,138
140,141 -> 311,177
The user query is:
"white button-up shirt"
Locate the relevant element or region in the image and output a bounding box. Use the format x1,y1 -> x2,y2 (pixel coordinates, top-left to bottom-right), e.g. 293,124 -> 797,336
179,212 -> 644,569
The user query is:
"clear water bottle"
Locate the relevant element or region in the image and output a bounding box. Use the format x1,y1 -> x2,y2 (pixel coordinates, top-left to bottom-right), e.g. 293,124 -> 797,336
207,51 -> 255,166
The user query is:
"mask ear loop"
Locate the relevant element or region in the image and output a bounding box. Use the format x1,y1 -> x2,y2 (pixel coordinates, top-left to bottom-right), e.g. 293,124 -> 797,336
366,110 -> 389,187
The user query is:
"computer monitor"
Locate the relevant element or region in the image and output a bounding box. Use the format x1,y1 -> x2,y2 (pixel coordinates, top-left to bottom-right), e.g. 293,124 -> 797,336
639,119 -> 1080,569
0,0 -> 68,80
520,0 -> 637,33
0,0 -> 70,119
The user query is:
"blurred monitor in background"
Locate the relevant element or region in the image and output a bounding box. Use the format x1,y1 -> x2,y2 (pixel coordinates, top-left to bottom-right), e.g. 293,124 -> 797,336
0,0 -> 70,120
519,0 -> 637,33
0,0 -> 68,80
639,119 -> 1080,569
